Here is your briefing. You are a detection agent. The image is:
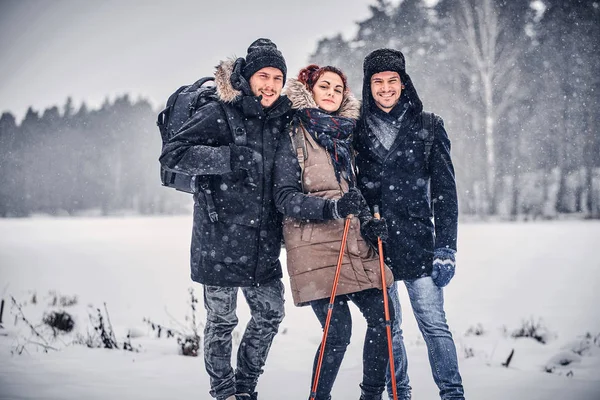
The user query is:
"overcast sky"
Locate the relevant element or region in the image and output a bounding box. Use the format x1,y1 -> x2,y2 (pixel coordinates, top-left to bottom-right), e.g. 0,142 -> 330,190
0,0 -> 389,122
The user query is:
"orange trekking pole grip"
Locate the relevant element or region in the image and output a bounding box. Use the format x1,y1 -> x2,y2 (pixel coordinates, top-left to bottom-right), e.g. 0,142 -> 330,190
373,205 -> 398,400
309,215 -> 352,400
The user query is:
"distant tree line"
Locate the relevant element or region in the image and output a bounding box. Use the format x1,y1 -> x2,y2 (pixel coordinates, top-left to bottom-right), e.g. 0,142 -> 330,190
311,0 -> 600,219
0,96 -> 189,217
0,0 -> 598,219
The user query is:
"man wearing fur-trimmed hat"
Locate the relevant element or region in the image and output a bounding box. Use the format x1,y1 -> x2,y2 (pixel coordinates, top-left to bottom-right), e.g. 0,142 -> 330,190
354,49 -> 465,399
160,38 -> 291,400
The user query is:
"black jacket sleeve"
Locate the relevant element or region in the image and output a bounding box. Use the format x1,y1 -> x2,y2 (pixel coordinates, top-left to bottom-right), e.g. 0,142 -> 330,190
430,116 -> 458,251
273,131 -> 330,221
159,102 -> 234,176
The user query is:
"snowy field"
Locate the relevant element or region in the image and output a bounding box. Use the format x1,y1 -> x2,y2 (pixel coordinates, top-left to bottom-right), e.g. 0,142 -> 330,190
1,216 -> 599,400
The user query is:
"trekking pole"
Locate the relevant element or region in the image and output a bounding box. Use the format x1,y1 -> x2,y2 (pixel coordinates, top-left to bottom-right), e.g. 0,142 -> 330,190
373,205 -> 398,400
309,215 -> 352,400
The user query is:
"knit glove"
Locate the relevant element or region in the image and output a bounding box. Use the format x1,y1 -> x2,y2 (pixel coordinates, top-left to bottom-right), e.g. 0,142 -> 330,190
230,144 -> 261,187
326,188 -> 363,219
360,217 -> 389,247
431,248 -> 456,287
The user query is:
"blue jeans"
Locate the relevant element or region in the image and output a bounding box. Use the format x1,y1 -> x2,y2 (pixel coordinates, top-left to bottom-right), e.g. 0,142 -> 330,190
386,278 -> 464,400
203,280 -> 285,400
309,288 -> 393,400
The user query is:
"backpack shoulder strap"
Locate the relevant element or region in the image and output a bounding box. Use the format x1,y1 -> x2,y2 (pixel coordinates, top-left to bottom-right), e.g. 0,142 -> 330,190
187,101 -> 244,224
220,102 -> 246,145
421,111 -> 436,172
289,122 -> 308,193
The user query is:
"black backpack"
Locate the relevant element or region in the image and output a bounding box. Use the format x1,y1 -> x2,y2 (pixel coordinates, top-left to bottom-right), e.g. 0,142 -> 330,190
156,77 -> 247,196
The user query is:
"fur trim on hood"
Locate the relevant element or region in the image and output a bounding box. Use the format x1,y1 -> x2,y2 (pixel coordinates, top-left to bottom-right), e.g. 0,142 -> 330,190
214,57 -> 242,104
284,78 -> 360,120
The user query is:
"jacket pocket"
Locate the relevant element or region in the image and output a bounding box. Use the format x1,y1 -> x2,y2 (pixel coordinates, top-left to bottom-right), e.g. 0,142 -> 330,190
301,222 -> 313,242
213,174 -> 261,227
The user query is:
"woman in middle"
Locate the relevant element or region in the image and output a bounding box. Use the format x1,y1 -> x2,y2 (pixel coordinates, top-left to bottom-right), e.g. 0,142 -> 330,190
273,64 -> 395,400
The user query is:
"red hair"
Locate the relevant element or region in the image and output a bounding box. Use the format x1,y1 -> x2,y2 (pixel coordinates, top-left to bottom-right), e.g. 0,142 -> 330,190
297,64 -> 349,93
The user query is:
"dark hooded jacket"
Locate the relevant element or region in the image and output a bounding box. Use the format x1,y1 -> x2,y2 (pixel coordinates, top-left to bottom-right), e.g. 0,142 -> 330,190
159,58 -> 292,287
354,67 -> 458,281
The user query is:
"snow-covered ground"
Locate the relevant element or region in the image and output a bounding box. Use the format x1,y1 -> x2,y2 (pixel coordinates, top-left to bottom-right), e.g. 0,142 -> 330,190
1,216 -> 599,400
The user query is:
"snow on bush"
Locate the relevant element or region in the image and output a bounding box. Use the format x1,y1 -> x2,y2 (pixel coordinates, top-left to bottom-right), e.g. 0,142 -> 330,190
543,332 -> 600,376
42,310 -> 75,335
511,317 -> 556,344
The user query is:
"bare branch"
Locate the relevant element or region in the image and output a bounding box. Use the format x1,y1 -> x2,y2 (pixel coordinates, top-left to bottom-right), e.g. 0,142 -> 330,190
11,296 -> 50,347
103,303 -> 119,348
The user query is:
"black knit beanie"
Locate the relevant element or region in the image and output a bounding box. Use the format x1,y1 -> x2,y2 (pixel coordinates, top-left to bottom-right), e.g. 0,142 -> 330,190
242,38 -> 287,84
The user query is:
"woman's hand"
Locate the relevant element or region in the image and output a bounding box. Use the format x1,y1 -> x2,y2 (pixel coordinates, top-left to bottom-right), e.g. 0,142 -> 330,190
331,188 -> 363,218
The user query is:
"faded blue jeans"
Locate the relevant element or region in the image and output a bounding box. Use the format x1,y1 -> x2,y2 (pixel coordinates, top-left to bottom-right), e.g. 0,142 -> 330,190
203,280 -> 285,400
386,278 -> 465,400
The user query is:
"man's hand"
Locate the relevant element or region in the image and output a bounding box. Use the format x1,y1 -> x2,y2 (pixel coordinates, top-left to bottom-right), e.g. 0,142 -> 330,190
360,217 -> 389,247
230,144 -> 261,187
431,248 -> 456,287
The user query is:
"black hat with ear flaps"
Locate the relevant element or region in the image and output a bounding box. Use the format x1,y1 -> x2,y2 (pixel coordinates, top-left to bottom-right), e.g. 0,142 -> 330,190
362,48 -> 422,114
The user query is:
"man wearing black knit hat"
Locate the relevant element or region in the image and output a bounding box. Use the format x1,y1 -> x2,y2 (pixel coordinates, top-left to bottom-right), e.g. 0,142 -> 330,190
354,49 -> 465,400
160,38 -> 291,400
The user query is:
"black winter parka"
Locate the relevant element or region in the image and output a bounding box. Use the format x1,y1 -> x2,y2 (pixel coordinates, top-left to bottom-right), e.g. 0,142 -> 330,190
159,58 -> 292,287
